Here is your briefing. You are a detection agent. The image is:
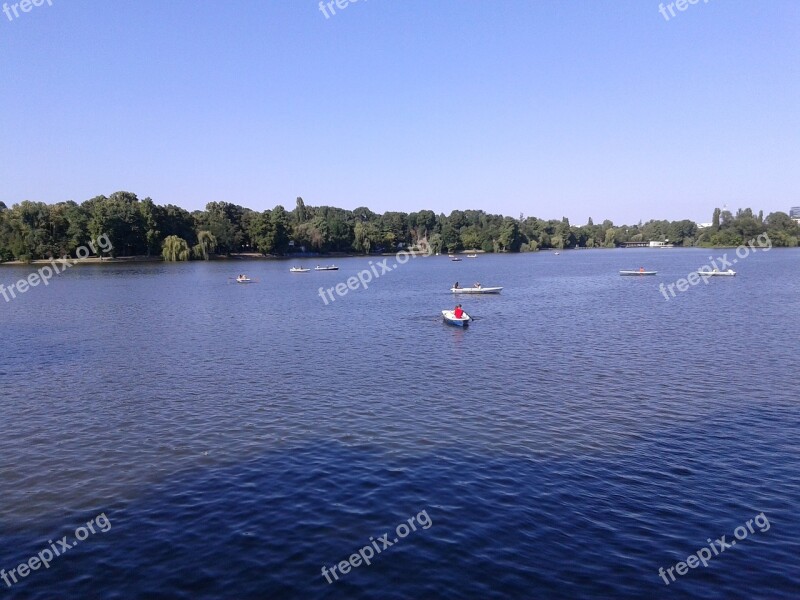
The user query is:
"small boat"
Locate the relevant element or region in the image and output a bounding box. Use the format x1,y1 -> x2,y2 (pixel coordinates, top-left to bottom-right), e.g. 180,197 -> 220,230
619,270 -> 657,276
466,254 -> 477,258
450,257 -> 462,262
553,252 -> 560,255
236,275 -> 254,283
290,267 -> 310,273
314,265 -> 339,271
697,269 -> 736,277
442,309 -> 471,327
451,286 -> 503,294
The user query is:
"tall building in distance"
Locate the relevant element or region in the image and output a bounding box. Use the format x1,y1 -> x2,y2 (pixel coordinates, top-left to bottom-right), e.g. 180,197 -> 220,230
791,206 -> 800,223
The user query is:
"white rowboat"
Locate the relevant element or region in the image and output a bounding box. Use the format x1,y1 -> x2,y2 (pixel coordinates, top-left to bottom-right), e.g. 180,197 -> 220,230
290,267 -> 310,272
450,287 -> 503,294
697,269 -> 736,277
442,310 -> 471,327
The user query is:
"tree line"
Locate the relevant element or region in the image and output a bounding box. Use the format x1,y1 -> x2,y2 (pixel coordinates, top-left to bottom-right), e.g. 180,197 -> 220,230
1,191 -> 798,261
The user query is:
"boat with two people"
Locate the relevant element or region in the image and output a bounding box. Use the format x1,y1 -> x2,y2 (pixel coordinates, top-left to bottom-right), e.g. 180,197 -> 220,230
236,274 -> 254,283
290,267 -> 310,273
314,265 -> 339,271
451,281 -> 502,294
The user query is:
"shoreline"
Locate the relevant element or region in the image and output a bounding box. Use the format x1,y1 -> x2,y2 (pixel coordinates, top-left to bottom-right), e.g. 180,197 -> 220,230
0,245 -> 787,267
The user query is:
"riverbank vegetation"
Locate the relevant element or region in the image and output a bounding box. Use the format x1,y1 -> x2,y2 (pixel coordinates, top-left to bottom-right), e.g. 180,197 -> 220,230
0,192 -> 797,261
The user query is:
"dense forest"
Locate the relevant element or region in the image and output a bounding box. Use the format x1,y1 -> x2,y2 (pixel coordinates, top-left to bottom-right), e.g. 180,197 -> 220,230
0,192 -> 798,261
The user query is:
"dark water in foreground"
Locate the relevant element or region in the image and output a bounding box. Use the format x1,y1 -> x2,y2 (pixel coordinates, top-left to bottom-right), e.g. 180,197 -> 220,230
1,249 -> 799,599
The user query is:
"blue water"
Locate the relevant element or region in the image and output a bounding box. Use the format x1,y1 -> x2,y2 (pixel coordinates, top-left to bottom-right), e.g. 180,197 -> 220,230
1,249 -> 798,598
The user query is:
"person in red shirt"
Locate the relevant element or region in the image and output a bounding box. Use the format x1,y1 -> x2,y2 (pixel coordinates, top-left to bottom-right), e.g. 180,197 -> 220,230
454,304 -> 464,318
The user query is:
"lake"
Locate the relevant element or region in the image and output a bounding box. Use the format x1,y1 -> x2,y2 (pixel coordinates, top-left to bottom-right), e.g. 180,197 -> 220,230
1,248 -> 798,599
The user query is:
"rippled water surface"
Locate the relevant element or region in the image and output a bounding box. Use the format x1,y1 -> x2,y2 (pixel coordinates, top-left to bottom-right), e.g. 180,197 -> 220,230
1,249 -> 799,599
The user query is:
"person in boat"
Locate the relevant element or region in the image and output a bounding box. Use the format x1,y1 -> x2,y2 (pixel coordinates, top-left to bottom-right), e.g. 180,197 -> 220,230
454,282 -> 459,289
454,304 -> 464,318
639,267 -> 644,273
474,282 -> 481,288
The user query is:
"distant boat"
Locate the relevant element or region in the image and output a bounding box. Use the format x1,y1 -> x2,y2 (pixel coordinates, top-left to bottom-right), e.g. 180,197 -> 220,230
314,265 -> 339,271
290,267 -> 310,273
450,257 -> 462,262
619,270 -> 657,276
236,275 -> 254,283
442,309 -> 471,327
553,252 -> 560,255
466,254 -> 477,258
451,286 -> 502,294
697,269 -> 736,277
448,254 -> 455,258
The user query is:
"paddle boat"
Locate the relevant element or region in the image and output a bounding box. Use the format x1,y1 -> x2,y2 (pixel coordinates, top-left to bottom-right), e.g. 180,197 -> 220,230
697,269 -> 736,277
236,275 -> 254,283
451,286 -> 502,294
442,309 -> 471,327
290,267 -> 310,273
314,265 -> 339,271
619,269 -> 657,276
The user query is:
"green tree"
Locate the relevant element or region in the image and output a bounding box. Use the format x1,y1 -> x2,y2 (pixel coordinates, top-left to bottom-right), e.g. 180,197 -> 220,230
294,197 -> 308,224
270,206 -> 291,254
192,230 -> 217,260
497,217 -> 520,252
162,235 -> 190,261
459,226 -> 482,251
353,220 -> 381,254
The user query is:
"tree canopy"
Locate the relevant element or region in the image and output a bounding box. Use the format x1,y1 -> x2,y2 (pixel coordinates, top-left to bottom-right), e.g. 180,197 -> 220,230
0,192 -> 797,262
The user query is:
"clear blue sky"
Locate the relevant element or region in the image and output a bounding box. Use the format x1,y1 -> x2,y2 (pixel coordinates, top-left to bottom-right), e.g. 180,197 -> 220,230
1,0 -> 798,224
